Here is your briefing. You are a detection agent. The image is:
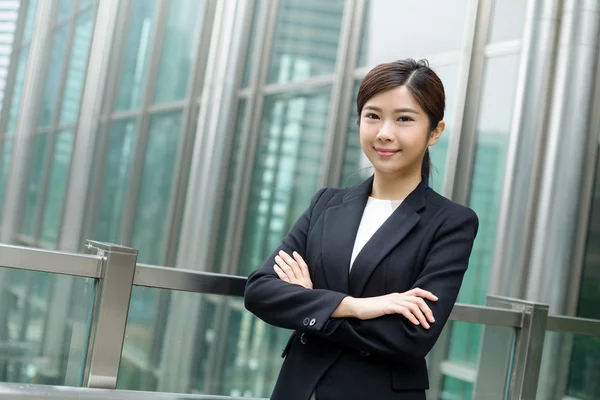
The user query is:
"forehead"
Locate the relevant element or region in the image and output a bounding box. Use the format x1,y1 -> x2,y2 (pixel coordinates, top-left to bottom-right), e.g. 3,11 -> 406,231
365,86 -> 422,111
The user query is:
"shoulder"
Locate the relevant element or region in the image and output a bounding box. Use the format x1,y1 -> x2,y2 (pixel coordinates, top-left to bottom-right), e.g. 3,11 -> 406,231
425,188 -> 479,229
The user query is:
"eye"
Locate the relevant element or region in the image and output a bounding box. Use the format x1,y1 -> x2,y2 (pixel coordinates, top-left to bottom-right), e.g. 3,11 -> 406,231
364,113 -> 379,120
397,116 -> 414,122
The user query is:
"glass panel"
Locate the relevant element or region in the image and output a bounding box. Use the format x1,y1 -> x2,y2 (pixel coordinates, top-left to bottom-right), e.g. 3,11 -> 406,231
214,100 -> 246,273
448,54 -> 520,365
0,267 -> 95,386
340,81 -> 367,187
21,0 -> 39,46
237,87 -> 331,276
114,0 -> 156,111
428,63 -> 459,191
118,288 -> 289,398
153,0 -> 206,104
437,321 -> 515,399
131,111 -> 182,264
94,119 -> 136,243
38,25 -> 69,128
488,0 -> 528,44
358,0 -> 470,67
20,133 -> 48,237
40,130 -> 74,244
7,51 -> 29,136
536,332 -> 600,399
340,63 -> 459,192
0,139 -> 13,219
59,10 -> 95,125
118,286 -> 163,391
266,0 -> 344,84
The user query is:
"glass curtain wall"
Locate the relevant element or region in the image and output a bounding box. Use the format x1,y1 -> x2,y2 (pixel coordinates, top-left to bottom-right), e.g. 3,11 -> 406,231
17,0 -> 96,248
85,0 -> 211,391
0,0 -> 37,219
443,1 -> 528,396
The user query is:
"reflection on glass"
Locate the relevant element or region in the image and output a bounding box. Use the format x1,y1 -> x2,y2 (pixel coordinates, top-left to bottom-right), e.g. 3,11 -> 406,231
115,0 -> 156,111
20,133 -> 48,237
94,120 -> 136,243
7,51 -> 28,135
131,111 -> 182,265
0,267 -> 95,386
59,10 -> 95,125
117,288 -> 288,398
40,131 -> 74,244
118,285 -> 162,391
358,0 -> 469,67
0,139 -> 13,219
439,321 -> 515,399
488,0 -> 527,44
448,54 -> 520,366
153,0 -> 206,104
267,0 -> 344,84
38,25 -> 69,128
238,87 -> 331,276
21,0 -> 39,46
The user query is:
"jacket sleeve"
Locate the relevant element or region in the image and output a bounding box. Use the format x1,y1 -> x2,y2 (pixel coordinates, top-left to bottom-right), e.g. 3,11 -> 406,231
317,208 -> 479,362
244,188 -> 348,333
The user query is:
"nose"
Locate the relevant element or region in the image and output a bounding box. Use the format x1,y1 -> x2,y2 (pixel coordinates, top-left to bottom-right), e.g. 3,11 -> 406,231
376,122 -> 394,141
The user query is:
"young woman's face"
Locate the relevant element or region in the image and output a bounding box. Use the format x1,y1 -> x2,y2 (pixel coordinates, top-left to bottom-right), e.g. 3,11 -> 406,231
359,85 -> 444,178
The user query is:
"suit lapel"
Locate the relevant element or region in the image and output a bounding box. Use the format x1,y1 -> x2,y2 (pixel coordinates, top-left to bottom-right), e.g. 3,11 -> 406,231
321,177 -> 372,294
348,181 -> 427,297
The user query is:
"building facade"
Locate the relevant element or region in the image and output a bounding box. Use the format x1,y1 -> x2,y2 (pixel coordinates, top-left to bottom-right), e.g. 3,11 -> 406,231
0,0 -> 599,399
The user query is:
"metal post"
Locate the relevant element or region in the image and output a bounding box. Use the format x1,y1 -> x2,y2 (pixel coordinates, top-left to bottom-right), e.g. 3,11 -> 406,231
479,295 -> 549,400
83,240 -> 138,389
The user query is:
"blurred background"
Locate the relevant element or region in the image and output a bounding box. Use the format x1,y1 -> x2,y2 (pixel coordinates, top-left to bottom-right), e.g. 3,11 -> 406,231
0,0 -> 598,399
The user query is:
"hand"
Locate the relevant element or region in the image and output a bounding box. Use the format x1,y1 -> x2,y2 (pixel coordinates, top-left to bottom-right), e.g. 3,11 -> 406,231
341,288 -> 438,328
273,250 -> 313,289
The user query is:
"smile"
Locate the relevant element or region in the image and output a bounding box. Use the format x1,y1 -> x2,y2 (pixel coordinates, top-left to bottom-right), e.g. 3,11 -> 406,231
375,148 -> 400,157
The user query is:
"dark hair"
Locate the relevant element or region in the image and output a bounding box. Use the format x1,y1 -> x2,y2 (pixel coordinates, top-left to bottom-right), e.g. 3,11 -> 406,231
356,58 -> 445,181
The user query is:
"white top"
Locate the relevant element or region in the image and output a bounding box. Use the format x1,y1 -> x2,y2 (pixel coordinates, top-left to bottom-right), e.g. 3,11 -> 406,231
350,197 -> 402,271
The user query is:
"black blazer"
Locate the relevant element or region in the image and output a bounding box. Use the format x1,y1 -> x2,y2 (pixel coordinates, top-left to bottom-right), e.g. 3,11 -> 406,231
244,176 -> 478,400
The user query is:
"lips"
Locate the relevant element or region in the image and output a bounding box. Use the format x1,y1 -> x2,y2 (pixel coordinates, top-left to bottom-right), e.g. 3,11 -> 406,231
375,148 -> 400,157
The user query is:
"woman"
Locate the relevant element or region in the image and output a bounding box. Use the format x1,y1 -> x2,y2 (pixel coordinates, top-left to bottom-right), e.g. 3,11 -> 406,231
244,59 -> 479,400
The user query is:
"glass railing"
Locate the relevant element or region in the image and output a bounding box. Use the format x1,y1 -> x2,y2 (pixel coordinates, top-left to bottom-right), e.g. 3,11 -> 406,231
0,240 -> 599,400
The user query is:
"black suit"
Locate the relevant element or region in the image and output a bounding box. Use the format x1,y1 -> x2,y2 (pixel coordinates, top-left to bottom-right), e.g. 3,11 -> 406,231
244,176 -> 479,400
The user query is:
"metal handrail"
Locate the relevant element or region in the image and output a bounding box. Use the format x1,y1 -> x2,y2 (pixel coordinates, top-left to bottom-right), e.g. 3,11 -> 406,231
0,383 -> 266,400
546,315 -> 600,335
0,243 -> 103,278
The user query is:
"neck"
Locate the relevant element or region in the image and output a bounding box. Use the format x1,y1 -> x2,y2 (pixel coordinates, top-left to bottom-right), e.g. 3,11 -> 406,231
370,170 -> 423,201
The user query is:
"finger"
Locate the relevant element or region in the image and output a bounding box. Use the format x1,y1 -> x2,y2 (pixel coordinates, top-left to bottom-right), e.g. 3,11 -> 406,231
293,251 -> 310,279
275,255 -> 297,280
409,287 -> 438,301
273,265 -> 290,282
406,296 -> 435,323
398,307 -> 420,326
402,301 -> 430,329
279,250 -> 302,280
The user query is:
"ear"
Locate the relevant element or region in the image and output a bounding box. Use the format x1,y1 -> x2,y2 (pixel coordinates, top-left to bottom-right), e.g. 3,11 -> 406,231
428,120 -> 445,146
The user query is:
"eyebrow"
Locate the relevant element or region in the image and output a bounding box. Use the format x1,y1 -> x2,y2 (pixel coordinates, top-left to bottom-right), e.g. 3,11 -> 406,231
363,105 -> 419,114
